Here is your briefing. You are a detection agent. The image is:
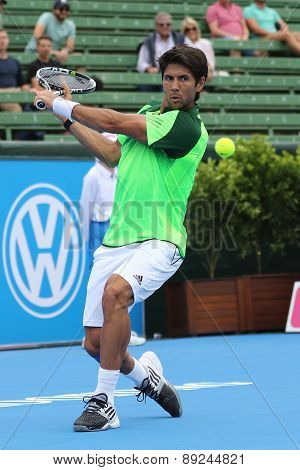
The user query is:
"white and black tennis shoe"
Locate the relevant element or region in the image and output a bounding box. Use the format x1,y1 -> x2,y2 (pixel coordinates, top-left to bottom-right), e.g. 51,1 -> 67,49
73,393 -> 120,432
136,351 -> 183,417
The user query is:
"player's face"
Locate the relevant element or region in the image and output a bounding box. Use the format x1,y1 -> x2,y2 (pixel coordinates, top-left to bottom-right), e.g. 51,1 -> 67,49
162,63 -> 205,110
0,31 -> 9,52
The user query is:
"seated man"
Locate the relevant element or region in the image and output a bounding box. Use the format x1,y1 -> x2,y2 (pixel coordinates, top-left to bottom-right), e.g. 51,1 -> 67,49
27,36 -> 61,89
206,0 -> 249,56
244,0 -> 300,55
25,0 -> 76,63
137,12 -> 184,75
0,29 -> 28,113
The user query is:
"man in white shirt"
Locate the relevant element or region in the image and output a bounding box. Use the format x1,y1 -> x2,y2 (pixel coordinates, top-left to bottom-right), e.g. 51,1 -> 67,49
136,12 -> 184,90
80,158 -> 117,267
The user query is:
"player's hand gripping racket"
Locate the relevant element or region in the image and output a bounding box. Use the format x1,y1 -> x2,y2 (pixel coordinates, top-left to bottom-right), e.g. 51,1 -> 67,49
35,67 -> 96,110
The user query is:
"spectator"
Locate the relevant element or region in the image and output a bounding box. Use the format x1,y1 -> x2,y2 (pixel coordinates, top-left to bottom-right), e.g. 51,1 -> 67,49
25,0 -> 76,63
206,0 -> 249,56
137,12 -> 184,74
244,0 -> 300,55
27,36 -> 61,89
0,0 -> 6,29
0,29 -> 28,113
182,16 -> 215,81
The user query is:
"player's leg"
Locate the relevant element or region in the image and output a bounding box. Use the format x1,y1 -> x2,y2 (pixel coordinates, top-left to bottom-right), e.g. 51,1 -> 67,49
74,246 -> 130,431
113,239 -> 184,418
100,274 -> 133,369
75,273 -> 148,432
84,326 -> 140,374
75,240 -> 183,431
83,327 -> 101,360
74,274 -> 132,432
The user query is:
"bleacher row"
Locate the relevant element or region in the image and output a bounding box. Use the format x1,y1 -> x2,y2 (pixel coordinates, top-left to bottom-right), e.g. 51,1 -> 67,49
1,0 -> 300,141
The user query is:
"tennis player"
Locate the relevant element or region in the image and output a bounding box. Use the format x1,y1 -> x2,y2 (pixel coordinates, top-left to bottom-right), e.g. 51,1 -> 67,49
34,45 -> 209,432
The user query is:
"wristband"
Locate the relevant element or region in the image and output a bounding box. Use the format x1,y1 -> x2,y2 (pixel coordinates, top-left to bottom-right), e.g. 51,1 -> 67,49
63,119 -> 75,130
53,98 -> 79,120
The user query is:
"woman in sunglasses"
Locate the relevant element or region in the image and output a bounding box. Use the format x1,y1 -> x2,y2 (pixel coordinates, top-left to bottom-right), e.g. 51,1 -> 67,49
182,16 -> 215,81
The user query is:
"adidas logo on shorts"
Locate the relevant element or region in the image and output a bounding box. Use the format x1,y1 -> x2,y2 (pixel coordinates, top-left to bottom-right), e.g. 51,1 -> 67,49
133,274 -> 143,285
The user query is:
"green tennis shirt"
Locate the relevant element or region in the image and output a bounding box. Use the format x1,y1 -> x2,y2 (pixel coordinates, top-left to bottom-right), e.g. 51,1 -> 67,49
102,102 -> 208,257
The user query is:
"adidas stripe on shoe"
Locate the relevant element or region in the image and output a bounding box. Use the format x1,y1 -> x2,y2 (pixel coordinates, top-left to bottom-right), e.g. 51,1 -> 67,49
135,351 -> 183,418
73,393 -> 120,432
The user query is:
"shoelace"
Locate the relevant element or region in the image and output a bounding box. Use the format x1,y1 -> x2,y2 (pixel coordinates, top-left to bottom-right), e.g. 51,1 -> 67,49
83,396 -> 107,414
135,379 -> 160,403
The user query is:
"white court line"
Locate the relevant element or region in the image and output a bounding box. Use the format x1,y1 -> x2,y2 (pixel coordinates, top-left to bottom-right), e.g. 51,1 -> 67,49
0,381 -> 252,408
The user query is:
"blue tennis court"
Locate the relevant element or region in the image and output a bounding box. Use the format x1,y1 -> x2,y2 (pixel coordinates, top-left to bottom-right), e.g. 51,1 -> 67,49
0,333 -> 299,450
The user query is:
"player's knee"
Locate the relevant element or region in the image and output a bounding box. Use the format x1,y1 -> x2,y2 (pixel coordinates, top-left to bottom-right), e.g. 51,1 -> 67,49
102,280 -> 132,312
84,336 -> 100,359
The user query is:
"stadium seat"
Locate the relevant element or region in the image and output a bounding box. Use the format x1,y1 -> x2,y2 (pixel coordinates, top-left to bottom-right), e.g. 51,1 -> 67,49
0,111 -> 299,140
1,0 -> 299,142
1,92 -> 299,112
8,35 -> 291,53
12,52 -> 300,74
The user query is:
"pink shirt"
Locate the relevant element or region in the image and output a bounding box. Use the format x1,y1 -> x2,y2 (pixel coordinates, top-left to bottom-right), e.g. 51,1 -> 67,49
206,2 -> 244,38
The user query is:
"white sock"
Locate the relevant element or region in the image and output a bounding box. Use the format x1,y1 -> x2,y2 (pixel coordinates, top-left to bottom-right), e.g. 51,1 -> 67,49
126,358 -> 148,388
94,367 -> 120,407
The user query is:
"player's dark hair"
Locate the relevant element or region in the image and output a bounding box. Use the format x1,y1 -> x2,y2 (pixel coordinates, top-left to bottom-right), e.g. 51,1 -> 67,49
158,45 -> 208,101
37,36 -> 53,45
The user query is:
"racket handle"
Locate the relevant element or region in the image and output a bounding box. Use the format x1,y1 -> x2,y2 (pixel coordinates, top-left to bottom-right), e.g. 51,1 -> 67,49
35,99 -> 46,110
35,90 -> 62,110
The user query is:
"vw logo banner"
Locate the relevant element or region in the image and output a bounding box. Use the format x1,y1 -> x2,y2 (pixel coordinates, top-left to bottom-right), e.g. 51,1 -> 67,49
0,160 -> 143,346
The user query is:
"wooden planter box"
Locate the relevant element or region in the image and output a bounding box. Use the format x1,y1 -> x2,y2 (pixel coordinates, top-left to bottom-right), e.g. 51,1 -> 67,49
165,273 -> 299,337
243,273 -> 299,331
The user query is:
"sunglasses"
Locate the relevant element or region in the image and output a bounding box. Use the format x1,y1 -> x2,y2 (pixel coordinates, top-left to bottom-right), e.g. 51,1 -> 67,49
158,23 -> 171,27
185,27 -> 197,32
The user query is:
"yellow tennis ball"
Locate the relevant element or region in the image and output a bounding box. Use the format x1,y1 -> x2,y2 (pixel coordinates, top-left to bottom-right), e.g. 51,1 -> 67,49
215,138 -> 235,159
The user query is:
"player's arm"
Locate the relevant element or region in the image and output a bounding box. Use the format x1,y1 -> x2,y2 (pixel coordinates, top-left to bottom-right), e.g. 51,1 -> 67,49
58,117 -> 121,167
71,106 -> 147,144
34,88 -> 148,143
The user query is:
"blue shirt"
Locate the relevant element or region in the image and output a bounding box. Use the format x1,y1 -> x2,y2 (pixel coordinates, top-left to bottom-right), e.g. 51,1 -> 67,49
0,57 -> 25,88
25,12 -> 76,52
244,3 -> 281,35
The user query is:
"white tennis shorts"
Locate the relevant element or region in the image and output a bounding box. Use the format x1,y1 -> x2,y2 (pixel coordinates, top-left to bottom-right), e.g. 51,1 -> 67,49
83,239 -> 183,327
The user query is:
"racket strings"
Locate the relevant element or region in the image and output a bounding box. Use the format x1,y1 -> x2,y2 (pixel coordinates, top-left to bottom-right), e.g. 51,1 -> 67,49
38,71 -> 91,91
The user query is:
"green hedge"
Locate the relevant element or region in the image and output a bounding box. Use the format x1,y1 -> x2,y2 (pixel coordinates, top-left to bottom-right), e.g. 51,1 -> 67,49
188,135 -> 300,278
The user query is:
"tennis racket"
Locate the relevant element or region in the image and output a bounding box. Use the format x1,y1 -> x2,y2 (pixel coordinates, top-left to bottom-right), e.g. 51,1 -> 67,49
35,67 -> 96,110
